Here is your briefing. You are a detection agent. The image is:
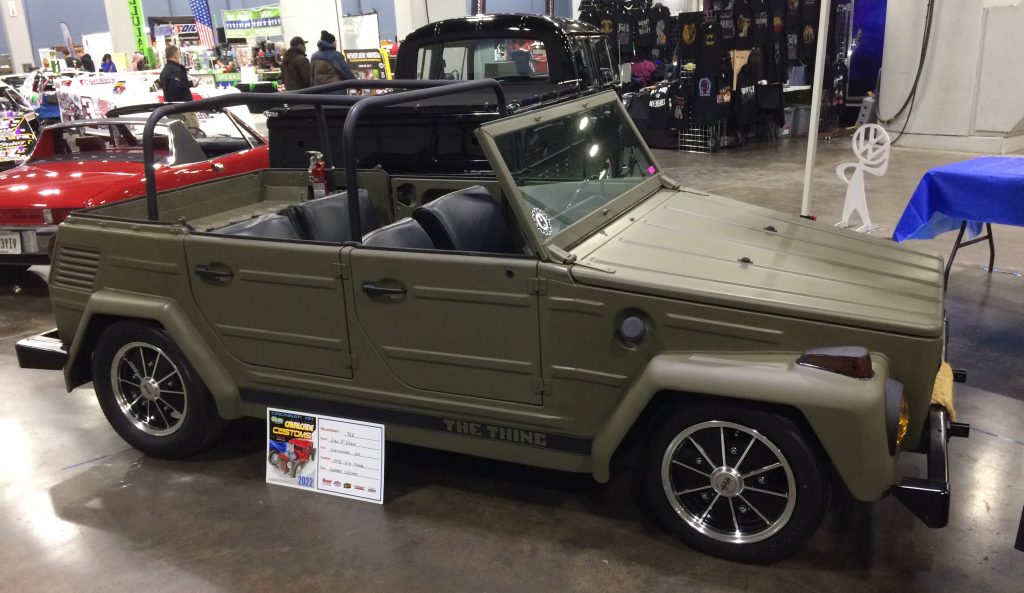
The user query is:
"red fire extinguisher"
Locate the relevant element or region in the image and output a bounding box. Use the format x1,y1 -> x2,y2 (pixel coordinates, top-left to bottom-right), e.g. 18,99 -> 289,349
307,151 -> 326,200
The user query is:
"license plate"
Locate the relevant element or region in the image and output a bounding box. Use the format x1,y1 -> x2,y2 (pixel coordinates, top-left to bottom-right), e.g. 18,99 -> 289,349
0,231 -> 21,254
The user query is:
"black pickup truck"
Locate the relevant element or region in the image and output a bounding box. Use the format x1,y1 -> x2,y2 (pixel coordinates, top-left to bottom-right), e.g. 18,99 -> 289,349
268,15 -> 621,178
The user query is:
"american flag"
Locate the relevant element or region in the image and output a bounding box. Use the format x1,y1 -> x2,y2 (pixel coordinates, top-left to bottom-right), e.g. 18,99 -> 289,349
188,0 -> 217,48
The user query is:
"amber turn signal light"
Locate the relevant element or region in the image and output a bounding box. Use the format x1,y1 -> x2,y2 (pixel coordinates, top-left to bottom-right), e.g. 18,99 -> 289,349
796,346 -> 874,379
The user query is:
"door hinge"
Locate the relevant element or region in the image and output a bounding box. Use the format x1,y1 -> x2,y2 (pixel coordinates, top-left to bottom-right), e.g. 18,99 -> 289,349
529,277 -> 548,295
335,262 -> 350,280
533,378 -> 551,395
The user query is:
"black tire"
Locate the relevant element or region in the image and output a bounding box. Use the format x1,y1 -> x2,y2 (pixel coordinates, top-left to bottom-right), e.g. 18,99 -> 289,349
92,321 -> 225,459
638,403 -> 829,563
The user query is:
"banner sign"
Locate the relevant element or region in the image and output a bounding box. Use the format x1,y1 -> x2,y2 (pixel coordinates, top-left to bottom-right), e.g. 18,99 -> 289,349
127,0 -> 148,54
266,408 -> 384,504
343,48 -> 393,93
154,24 -> 173,37
222,5 -> 283,37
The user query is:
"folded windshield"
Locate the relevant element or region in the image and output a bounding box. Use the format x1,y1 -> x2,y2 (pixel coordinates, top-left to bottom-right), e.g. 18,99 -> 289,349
491,101 -> 657,240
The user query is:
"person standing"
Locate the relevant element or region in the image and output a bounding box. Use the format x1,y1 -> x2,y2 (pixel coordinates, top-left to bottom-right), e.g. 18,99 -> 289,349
281,36 -> 311,90
61,48 -> 81,69
159,45 -> 194,102
310,30 -> 354,85
100,54 -> 116,73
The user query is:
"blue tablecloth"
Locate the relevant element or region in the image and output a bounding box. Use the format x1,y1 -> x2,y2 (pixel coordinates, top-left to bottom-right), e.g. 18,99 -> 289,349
893,156 -> 1024,241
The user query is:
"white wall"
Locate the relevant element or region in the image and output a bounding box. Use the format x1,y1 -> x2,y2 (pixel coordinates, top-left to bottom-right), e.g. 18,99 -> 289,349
0,0 -> 34,72
879,0 -> 1024,152
280,0 -> 343,49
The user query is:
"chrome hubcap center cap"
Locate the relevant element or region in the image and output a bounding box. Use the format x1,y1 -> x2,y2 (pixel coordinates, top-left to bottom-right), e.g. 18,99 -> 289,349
710,467 -> 744,497
140,378 -> 161,401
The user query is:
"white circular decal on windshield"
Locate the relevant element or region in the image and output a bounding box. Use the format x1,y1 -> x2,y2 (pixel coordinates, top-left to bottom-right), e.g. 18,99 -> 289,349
532,207 -> 553,236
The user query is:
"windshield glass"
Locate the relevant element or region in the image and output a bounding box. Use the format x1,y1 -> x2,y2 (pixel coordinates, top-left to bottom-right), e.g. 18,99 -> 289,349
491,100 -> 657,240
416,38 -> 549,81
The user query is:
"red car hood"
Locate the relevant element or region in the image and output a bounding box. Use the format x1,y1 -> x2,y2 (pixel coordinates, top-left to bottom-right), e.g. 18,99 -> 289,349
0,161 -> 143,209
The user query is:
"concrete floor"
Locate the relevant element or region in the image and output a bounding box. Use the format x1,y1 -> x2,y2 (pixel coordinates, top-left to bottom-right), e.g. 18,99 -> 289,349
1,138 -> 1022,592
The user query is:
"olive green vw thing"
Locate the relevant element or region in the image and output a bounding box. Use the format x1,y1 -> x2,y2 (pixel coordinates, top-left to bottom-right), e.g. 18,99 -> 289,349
17,83 -> 967,562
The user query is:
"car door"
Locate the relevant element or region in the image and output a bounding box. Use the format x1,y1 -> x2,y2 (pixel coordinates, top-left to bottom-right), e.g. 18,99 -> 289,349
348,248 -> 544,405
185,235 -> 354,379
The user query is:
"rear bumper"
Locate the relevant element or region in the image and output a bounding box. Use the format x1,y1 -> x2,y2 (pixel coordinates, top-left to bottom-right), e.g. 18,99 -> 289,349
16,329 -> 67,371
0,225 -> 56,266
891,405 -> 970,528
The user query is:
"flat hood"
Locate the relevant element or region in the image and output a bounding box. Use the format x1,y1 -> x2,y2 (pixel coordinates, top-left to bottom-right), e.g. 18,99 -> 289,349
0,161 -> 142,209
570,189 -> 944,338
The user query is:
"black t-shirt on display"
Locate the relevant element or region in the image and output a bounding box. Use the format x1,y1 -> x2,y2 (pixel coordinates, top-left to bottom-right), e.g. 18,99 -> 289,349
675,12 -> 702,64
717,10 -> 736,53
580,10 -> 601,30
669,79 -> 692,127
634,10 -> 654,48
616,11 -> 633,61
733,0 -> 754,51
733,65 -> 758,125
651,4 -> 672,51
692,68 -> 720,125
598,10 -> 615,37
697,20 -> 723,70
802,0 -> 821,21
751,0 -> 771,47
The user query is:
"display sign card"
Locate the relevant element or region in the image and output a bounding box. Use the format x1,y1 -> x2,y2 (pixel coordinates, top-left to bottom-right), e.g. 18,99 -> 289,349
266,408 -> 384,504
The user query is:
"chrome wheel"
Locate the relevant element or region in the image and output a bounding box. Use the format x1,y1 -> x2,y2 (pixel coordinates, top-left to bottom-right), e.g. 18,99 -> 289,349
660,420 -> 796,544
110,342 -> 188,437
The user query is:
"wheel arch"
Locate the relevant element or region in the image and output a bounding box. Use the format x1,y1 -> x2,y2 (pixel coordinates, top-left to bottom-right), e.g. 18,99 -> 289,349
64,290 -> 242,419
590,352 -> 896,501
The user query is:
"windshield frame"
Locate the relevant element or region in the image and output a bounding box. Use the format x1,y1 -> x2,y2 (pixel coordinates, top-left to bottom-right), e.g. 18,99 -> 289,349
475,90 -> 663,258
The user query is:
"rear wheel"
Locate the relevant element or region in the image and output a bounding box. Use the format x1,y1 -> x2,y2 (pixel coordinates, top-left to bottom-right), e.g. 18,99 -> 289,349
92,321 -> 225,458
638,403 -> 829,563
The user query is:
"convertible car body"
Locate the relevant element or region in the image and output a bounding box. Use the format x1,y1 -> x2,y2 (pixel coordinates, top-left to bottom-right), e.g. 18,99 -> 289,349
0,108 -> 267,269
17,83 -> 968,562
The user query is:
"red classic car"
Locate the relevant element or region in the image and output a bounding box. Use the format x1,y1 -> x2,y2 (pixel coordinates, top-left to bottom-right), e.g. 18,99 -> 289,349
0,108 -> 267,271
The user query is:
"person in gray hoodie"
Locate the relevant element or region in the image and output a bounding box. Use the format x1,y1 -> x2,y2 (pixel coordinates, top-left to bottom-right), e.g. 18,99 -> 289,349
309,30 -> 354,85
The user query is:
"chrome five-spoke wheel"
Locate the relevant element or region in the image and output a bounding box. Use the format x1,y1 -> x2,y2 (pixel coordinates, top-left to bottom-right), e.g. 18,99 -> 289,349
661,420 -> 796,544
111,342 -> 188,436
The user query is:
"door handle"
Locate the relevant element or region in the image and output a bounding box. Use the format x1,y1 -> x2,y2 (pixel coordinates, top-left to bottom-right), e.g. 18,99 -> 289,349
361,281 -> 406,297
194,263 -> 234,280
211,162 -> 224,172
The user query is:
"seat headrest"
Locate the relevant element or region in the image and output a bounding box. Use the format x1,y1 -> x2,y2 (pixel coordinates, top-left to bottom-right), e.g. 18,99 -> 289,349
362,218 -> 435,250
412,186 -> 515,254
290,189 -> 379,243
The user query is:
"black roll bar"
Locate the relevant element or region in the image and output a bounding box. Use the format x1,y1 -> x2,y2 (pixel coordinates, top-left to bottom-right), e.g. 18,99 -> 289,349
141,78 -> 507,222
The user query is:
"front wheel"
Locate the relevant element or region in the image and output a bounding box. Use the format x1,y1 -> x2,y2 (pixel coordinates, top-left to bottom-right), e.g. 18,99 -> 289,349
92,321 -> 225,459
638,403 -> 829,563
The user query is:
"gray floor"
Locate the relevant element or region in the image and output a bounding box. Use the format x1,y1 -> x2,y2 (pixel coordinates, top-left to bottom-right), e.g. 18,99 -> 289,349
1,138 -> 1022,592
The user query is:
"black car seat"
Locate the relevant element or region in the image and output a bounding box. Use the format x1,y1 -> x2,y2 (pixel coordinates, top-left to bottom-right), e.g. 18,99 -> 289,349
217,213 -> 302,239
412,186 -> 516,253
361,218 -> 435,249
289,189 -> 380,243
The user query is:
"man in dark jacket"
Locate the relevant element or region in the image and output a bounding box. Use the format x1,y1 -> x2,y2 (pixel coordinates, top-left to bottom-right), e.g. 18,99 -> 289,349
281,36 -> 311,90
159,45 -> 193,102
310,30 -> 354,86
